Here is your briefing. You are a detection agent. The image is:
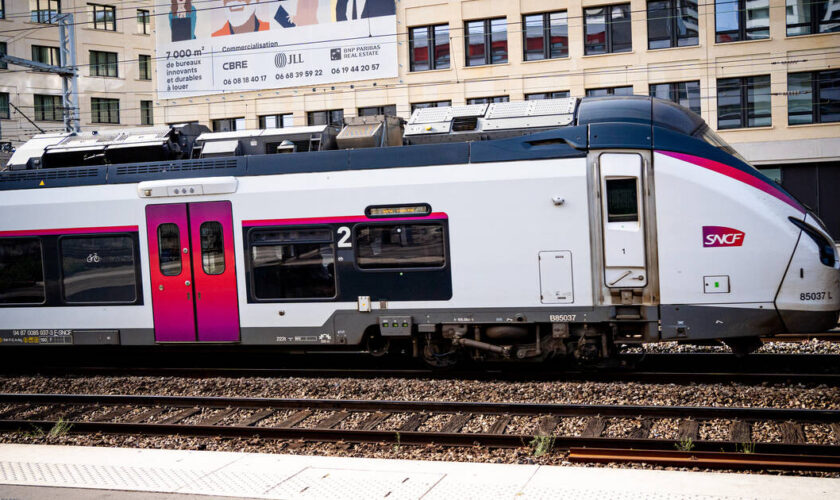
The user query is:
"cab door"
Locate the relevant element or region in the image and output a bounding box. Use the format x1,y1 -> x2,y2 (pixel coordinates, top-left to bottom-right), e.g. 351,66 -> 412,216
598,153 -> 648,288
146,201 -> 240,342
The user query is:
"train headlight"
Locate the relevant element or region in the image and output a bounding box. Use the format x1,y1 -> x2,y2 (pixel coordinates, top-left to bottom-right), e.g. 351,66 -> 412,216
789,217 -> 837,268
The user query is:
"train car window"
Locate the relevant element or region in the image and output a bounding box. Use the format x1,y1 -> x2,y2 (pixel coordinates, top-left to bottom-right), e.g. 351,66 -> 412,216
60,235 -> 137,303
355,224 -> 445,269
200,222 -> 225,275
0,238 -> 46,305
157,223 -> 181,276
250,229 -> 335,299
605,178 -> 639,222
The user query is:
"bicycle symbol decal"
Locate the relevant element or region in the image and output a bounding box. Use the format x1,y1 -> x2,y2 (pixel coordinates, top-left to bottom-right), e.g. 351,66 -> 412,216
86,252 -> 101,263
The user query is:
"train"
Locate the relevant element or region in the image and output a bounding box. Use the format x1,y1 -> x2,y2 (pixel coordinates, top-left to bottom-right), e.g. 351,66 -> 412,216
1,96 -> 838,365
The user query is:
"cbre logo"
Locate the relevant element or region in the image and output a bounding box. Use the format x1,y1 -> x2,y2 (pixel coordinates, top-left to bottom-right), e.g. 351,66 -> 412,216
703,226 -> 745,247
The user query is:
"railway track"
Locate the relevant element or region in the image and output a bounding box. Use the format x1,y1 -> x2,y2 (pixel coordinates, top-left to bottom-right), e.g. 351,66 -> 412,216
1,393 -> 838,472
10,353 -> 840,385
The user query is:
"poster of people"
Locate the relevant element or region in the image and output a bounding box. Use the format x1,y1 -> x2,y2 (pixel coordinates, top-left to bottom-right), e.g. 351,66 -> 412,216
156,0 -> 398,99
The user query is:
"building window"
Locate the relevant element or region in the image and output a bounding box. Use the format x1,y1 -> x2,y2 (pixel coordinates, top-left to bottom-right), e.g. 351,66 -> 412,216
89,3 -> 115,31
584,4 -> 632,55
30,0 -> 60,24
138,54 -> 151,80
0,1 -> 5,20
647,0 -> 699,49
358,105 -> 396,116
91,97 -> 120,124
34,94 -> 63,121
409,24 -> 449,71
586,86 -> 634,97
411,101 -> 451,112
786,0 -> 840,36
523,11 -> 568,61
0,93 -> 9,119
32,45 -> 60,66
466,96 -> 509,105
0,42 -> 7,70
307,109 -> 343,126
715,0 -> 769,43
90,50 -> 118,77
249,228 -> 336,300
60,235 -> 137,303
0,238 -> 45,305
466,18 -> 508,66
140,100 -> 153,125
212,117 -> 245,132
717,75 -> 771,129
525,91 -> 570,100
137,9 -> 150,34
355,224 -> 446,269
259,114 -> 293,128
649,81 -> 701,114
788,70 -> 840,125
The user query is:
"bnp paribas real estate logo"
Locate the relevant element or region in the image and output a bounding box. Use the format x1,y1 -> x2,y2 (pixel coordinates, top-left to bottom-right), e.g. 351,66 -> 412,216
330,48 -> 342,61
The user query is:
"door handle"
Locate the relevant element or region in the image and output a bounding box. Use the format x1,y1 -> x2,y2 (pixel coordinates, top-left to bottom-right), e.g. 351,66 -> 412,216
197,292 -> 201,300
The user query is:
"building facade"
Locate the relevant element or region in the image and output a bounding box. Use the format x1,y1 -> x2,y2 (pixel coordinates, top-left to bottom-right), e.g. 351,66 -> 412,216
0,0 -> 155,143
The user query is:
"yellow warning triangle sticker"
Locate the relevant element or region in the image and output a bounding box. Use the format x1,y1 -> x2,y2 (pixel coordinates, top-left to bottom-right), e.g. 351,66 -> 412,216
39,180 -> 44,186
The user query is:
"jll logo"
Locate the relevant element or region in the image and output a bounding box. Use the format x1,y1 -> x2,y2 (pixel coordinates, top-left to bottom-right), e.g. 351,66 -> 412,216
703,226 -> 745,247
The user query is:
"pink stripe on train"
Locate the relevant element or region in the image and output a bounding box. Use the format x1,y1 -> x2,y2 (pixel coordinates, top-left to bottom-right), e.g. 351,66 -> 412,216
658,151 -> 804,213
242,212 -> 449,227
0,225 -> 139,237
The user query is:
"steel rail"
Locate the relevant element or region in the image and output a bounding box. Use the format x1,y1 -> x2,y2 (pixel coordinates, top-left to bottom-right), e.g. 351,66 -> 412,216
567,448 -> 840,472
19,366 -> 840,385
1,393 -> 838,422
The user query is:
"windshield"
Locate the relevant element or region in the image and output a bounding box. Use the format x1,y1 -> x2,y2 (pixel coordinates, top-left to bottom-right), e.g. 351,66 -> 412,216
693,125 -> 747,163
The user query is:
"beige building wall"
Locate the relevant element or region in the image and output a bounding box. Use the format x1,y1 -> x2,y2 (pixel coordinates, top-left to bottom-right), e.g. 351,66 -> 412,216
0,0 -> 155,144
152,0 -> 839,167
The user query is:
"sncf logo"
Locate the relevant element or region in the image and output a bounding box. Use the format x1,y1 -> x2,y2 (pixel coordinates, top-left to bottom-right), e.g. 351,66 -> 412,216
703,226 -> 745,247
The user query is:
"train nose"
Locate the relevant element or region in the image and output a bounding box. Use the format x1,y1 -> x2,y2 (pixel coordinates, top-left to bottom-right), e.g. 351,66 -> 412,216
775,218 -> 840,333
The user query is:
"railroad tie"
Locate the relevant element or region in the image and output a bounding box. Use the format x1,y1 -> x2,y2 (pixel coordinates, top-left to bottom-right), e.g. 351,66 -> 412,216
358,412 -> 389,431
275,410 -> 313,428
729,420 -> 752,443
677,419 -> 699,441
581,417 -> 606,438
26,405 -> 66,421
239,409 -> 276,427
489,415 -> 511,435
125,407 -> 166,423
315,411 -> 350,429
199,408 -> 238,426
441,413 -> 472,433
159,408 -> 201,425
59,405 -> 97,421
628,419 -> 653,439
537,416 -> 558,436
778,421 -> 805,444
0,404 -> 29,420
399,413 -> 428,432
831,423 -> 840,441
93,406 -> 133,422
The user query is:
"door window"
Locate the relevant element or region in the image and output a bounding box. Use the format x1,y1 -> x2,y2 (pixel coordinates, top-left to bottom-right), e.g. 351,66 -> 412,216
157,223 -> 182,276
605,178 -> 639,222
200,221 -> 225,275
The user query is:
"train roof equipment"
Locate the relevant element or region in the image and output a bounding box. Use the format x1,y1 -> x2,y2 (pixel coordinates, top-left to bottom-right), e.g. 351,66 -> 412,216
1,96 -> 752,192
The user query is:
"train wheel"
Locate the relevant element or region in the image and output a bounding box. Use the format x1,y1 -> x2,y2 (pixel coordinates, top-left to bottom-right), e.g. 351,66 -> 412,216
421,340 -> 460,369
722,336 -> 763,357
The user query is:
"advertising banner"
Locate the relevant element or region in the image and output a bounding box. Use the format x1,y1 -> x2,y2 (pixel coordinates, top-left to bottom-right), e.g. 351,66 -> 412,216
156,0 -> 398,99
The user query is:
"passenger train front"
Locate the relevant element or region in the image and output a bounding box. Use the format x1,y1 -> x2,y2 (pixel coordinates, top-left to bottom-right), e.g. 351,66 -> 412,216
0,96 -> 837,363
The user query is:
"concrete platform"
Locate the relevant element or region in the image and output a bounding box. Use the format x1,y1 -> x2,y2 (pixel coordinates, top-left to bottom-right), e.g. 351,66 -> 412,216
0,444 -> 837,499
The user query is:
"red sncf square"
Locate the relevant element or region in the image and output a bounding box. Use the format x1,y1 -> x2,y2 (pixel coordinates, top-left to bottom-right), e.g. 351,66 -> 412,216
703,226 -> 745,247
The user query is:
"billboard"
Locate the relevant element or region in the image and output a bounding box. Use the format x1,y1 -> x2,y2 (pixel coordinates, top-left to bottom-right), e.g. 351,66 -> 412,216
156,0 -> 398,99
